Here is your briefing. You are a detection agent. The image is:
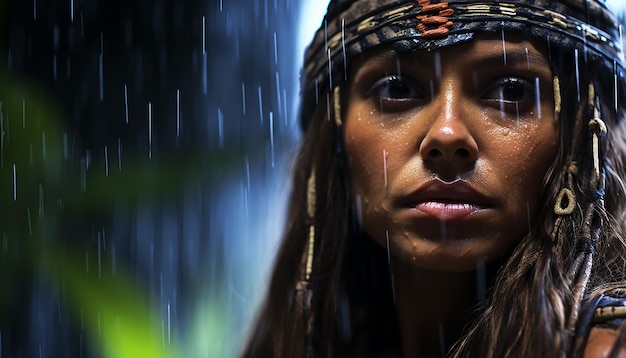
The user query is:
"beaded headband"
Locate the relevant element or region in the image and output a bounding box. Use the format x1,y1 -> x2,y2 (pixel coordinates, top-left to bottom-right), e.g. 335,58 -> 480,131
300,0 -> 625,130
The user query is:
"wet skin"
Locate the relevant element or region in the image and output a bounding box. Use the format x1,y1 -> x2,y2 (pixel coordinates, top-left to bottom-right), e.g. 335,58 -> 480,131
345,34 -> 559,271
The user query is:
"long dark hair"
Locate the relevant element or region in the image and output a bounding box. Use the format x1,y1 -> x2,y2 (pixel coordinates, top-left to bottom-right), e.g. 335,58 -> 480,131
242,28 -> 626,358
452,44 -> 626,357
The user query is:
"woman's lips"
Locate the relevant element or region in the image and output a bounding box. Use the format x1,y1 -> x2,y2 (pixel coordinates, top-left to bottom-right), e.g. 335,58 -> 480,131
401,179 -> 493,222
416,201 -> 486,221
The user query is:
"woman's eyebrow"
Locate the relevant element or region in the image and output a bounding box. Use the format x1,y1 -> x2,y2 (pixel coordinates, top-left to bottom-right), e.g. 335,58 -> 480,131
478,49 -> 550,68
361,48 -> 549,68
354,48 -> 550,82
360,49 -> 403,65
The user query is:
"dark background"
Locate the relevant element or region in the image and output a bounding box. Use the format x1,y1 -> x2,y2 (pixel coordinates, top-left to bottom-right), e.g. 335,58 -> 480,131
0,0 -> 304,356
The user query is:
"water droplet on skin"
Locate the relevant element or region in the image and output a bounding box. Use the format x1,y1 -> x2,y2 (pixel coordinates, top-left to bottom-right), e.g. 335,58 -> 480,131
411,256 -> 417,262
501,128 -> 510,137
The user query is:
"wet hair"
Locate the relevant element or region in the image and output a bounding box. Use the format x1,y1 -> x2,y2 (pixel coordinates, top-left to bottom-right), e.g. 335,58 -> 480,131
242,0 -> 626,357
452,42 -> 626,357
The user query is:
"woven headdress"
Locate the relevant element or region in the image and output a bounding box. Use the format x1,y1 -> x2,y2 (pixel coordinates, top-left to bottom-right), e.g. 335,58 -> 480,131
300,0 -> 625,129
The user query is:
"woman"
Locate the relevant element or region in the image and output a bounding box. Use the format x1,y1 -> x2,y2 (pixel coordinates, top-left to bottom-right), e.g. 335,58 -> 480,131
243,0 -> 626,356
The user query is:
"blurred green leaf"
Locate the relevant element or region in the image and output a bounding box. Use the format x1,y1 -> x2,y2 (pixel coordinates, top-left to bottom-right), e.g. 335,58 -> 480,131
47,251 -> 176,358
0,70 -> 179,357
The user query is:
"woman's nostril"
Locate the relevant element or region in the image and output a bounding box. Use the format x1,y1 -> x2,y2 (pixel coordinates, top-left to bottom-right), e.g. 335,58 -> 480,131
429,149 -> 442,158
427,147 -> 473,159
457,148 -> 470,159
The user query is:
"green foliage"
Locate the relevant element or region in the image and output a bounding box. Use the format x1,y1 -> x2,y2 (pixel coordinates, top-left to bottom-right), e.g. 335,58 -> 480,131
0,61 -> 260,355
48,251 -> 176,358
0,69 -> 186,357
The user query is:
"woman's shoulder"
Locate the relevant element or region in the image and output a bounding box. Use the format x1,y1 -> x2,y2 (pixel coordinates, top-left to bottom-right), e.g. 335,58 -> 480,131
584,327 -> 626,358
584,293 -> 626,357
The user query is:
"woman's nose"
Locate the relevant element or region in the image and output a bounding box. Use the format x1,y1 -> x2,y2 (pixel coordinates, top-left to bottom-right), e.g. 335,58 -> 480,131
418,93 -> 478,177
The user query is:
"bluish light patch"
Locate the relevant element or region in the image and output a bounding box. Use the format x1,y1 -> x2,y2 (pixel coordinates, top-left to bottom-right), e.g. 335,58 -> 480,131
289,1 -> 328,132
606,0 -> 626,13
297,1 -> 328,62
189,4 -> 328,356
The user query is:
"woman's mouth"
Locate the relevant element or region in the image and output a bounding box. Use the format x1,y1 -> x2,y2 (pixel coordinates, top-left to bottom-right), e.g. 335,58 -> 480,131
402,179 -> 494,222
416,201 -> 486,221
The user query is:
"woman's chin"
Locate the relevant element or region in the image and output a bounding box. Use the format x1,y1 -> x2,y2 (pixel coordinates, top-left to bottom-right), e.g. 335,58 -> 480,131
388,236 -> 513,272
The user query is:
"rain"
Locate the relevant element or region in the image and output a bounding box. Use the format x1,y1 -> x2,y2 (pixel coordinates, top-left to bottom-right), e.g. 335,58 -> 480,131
2,0 -> 626,357
0,0 -> 318,356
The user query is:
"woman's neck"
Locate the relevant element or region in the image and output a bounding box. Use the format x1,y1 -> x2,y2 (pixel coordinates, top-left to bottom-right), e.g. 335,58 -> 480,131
392,260 -> 477,358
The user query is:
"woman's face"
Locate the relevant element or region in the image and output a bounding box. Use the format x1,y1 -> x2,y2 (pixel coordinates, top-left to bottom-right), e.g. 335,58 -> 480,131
344,34 -> 559,271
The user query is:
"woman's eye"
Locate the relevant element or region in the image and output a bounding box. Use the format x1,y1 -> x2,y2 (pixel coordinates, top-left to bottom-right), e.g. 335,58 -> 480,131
482,77 -> 535,112
365,75 -> 424,111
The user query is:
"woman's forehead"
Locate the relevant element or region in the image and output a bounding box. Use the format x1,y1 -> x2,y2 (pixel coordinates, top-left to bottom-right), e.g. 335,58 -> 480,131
351,34 -> 550,73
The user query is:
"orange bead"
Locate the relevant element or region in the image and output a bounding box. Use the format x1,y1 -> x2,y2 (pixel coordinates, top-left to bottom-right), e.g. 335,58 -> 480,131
422,15 -> 450,25
439,8 -> 454,17
422,27 -> 450,38
422,2 -> 449,13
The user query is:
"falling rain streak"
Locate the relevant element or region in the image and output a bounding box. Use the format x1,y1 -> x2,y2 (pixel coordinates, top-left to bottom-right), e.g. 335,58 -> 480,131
534,77 -> 541,119
176,90 -> 181,139
342,18 -> 347,81
383,149 -> 388,187
327,48 -> 333,90
258,86 -> 264,124
245,157 -> 251,192
99,33 -> 104,101
275,72 -> 282,116
218,108 -> 224,148
273,32 -> 278,65
167,301 -> 171,345
241,83 -> 247,115
12,164 -> 16,201
148,102 -> 153,158
575,48 -> 581,101
501,28 -> 507,66
269,112 -> 275,168
615,61 -> 619,113
202,16 -> 207,94
124,84 -> 129,123
104,145 -> 109,177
